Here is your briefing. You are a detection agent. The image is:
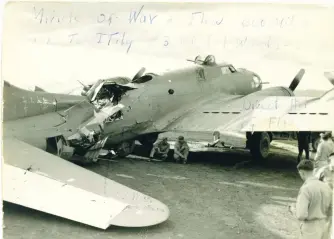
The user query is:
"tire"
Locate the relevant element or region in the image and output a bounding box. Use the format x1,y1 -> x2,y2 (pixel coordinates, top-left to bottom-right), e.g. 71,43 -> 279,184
249,132 -> 271,160
116,141 -> 135,158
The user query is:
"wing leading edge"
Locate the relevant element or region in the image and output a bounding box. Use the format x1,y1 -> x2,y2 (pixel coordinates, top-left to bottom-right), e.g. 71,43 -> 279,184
3,138 -> 169,228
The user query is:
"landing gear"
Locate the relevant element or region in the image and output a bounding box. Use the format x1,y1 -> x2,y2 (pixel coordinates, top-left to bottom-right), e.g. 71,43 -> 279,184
247,132 -> 271,160
138,134 -> 159,149
116,140 -> 136,158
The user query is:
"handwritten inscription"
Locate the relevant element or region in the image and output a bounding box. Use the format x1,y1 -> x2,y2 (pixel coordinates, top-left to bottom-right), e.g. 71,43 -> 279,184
242,97 -> 308,111
33,7 -> 79,24
189,12 -> 224,26
128,5 -> 158,24
29,4 -> 302,54
96,32 -> 133,53
243,97 -> 279,111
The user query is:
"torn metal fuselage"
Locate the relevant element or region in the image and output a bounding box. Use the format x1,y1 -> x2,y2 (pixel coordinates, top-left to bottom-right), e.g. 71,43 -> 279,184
65,78 -> 136,162
82,77 -> 137,106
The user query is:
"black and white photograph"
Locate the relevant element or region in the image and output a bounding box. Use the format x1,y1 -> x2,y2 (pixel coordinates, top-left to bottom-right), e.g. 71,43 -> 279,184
1,1 -> 334,239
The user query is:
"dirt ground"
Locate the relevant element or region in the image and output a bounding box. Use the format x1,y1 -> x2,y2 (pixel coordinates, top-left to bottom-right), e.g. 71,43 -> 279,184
3,143 -> 303,239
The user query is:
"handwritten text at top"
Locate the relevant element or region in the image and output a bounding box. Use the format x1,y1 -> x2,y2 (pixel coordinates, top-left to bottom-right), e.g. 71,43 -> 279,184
32,5 -> 295,28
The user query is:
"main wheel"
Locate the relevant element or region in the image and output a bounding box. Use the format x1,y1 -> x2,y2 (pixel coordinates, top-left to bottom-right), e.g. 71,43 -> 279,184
249,132 -> 271,160
116,140 -> 136,158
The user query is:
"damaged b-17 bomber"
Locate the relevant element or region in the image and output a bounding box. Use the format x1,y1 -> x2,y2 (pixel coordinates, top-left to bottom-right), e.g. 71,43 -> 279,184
73,54 -> 334,162
3,54 -> 333,230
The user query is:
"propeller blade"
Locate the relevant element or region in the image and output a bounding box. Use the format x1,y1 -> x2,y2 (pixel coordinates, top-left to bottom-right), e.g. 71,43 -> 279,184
77,80 -> 90,91
324,71 -> 334,86
288,68 -> 305,91
131,67 -> 146,82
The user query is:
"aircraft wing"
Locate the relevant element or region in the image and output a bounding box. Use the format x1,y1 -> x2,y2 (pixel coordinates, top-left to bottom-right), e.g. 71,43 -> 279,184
237,97 -> 334,132
3,137 -> 169,229
163,94 -> 333,133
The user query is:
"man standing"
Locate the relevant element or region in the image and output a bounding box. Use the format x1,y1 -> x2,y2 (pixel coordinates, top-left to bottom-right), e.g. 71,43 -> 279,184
297,131 -> 311,163
149,137 -> 170,161
174,136 -> 189,164
291,160 -> 332,239
314,132 -> 334,170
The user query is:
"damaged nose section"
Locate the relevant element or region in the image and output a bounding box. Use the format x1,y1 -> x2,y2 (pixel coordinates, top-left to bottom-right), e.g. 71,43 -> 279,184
66,104 -> 125,162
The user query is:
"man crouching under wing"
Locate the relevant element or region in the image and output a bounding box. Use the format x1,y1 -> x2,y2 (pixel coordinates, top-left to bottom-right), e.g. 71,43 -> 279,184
174,136 -> 189,164
290,159 -> 332,239
149,137 -> 170,161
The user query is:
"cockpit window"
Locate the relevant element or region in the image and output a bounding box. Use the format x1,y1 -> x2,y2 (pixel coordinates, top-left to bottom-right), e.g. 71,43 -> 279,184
220,66 -> 232,75
228,65 -> 237,73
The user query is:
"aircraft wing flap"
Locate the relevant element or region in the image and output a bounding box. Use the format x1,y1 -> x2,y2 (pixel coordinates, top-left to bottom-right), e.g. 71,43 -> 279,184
3,138 -> 169,228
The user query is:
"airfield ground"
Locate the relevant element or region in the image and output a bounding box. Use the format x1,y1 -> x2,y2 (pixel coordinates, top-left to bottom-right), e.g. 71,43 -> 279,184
3,139 -> 309,239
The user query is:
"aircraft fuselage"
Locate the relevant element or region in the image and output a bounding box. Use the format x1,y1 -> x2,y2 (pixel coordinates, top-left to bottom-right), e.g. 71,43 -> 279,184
101,64 -> 260,145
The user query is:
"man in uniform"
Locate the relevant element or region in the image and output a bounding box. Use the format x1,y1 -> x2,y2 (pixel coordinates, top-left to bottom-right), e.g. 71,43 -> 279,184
208,131 -> 225,148
174,136 -> 189,164
314,132 -> 334,169
297,131 -> 311,162
291,159 -> 332,239
149,137 -> 170,161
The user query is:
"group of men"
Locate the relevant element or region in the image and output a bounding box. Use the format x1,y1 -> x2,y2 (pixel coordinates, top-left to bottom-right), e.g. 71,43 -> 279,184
293,131 -> 334,239
297,131 -> 334,179
149,136 -> 189,164
149,131 -> 334,239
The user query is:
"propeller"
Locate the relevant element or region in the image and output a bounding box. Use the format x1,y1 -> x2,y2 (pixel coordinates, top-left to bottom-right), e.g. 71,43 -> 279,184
288,68 -> 305,92
131,67 -> 146,83
324,71 -> 334,86
77,80 -> 91,92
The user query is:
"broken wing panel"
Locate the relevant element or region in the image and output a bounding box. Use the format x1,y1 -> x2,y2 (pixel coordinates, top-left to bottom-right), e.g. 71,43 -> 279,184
3,138 -> 169,228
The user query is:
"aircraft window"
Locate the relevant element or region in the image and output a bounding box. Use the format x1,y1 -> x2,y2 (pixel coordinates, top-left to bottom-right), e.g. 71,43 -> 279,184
220,66 -> 232,75
228,66 -> 237,73
168,89 -> 174,95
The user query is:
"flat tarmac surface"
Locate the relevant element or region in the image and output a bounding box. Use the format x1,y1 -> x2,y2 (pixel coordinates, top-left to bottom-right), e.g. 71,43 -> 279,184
3,142 -> 304,239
